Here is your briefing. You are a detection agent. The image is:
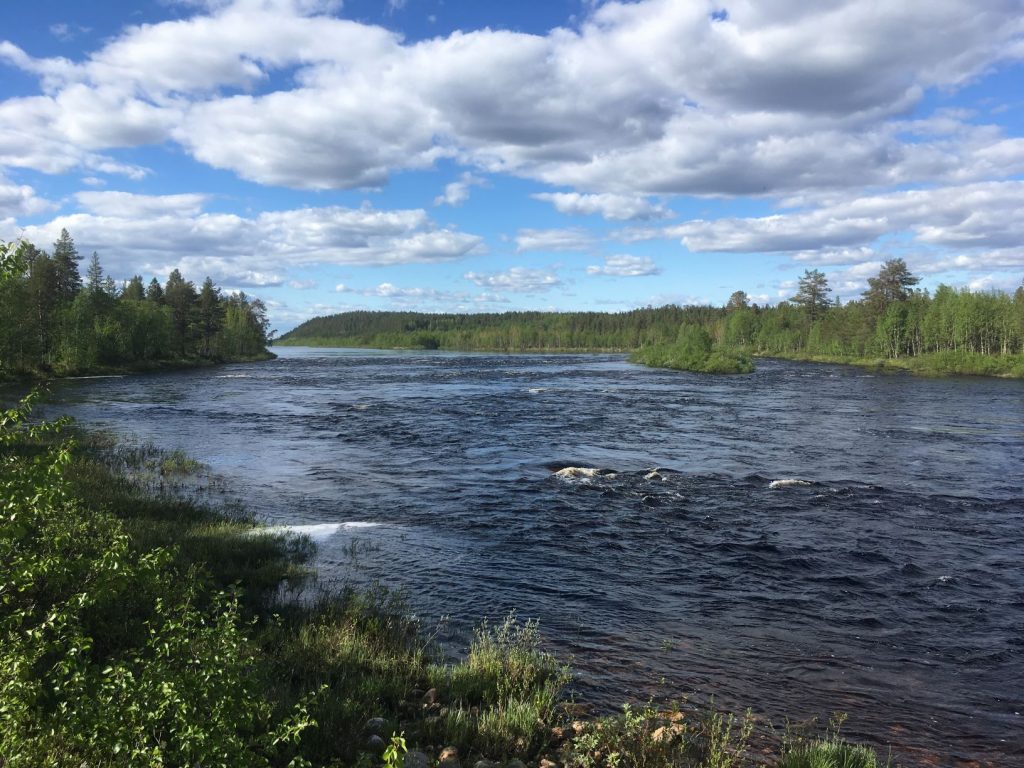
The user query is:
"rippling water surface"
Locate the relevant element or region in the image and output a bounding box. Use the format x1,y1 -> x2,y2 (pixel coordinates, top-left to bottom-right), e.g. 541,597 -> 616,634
45,348 -> 1024,766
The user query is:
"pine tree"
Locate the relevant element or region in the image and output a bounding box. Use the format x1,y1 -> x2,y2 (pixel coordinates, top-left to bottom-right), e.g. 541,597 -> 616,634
863,258 -> 920,311
791,269 -> 832,322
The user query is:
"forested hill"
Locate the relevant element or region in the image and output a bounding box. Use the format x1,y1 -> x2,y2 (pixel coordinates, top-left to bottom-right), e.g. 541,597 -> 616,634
0,233 -> 273,379
278,305 -> 726,351
279,260 -> 1024,377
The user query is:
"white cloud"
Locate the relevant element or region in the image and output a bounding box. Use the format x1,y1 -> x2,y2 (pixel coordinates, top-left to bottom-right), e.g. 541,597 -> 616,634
434,172 -> 485,207
6,194 -> 485,284
464,267 -> 561,292
586,254 -> 660,276
515,227 -> 593,252
533,192 -> 671,220
0,174 -> 53,217
288,278 -> 317,289
666,181 -> 1024,257
75,190 -> 207,217
1,0 -> 1022,195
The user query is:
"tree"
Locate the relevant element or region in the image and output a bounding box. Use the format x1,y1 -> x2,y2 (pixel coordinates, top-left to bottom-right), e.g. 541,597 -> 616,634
863,258 -> 920,311
791,269 -> 832,322
86,252 -> 104,294
52,228 -> 83,302
164,269 -> 197,356
146,278 -> 164,303
726,290 -> 750,311
196,277 -> 223,358
122,276 -> 146,302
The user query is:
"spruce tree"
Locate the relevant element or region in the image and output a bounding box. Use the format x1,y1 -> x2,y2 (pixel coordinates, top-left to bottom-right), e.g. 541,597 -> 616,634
52,228 -> 82,302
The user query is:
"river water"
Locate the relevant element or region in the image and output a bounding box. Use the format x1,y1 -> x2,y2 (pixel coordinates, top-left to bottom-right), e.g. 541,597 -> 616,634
41,348 -> 1024,766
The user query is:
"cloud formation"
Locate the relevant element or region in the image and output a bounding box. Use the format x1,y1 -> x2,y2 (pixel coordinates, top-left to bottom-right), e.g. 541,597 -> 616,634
5,193 -> 484,284
464,267 -> 561,292
586,255 -> 660,277
515,227 -> 593,253
533,192 -> 671,221
1,0 -> 1021,196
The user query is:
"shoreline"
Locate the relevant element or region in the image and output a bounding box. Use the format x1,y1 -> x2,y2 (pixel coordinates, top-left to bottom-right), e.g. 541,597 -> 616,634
275,340 -> 1024,380
0,349 -> 276,383
757,350 -> 1024,379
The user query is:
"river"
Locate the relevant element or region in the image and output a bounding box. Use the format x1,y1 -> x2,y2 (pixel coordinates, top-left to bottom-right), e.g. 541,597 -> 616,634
42,348 -> 1024,766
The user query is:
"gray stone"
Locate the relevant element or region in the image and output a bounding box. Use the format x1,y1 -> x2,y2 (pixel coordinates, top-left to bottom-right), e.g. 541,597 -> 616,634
366,734 -> 386,752
505,760 -> 528,768
439,747 -> 459,762
365,717 -> 386,734
405,750 -> 430,768
474,760 -> 499,768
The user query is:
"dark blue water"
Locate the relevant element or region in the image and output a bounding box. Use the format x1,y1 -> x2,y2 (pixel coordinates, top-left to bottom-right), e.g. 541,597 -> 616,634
42,348 -> 1024,766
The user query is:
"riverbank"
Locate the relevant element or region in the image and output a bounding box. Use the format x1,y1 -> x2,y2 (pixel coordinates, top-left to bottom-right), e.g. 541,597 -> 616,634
760,350 -> 1024,378
0,350 -> 276,383
274,338 -> 631,353
0,393 -> 887,768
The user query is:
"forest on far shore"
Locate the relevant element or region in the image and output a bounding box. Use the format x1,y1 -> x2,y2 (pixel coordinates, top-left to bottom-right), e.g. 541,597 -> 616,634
0,233 -> 273,378
279,259 -> 1024,375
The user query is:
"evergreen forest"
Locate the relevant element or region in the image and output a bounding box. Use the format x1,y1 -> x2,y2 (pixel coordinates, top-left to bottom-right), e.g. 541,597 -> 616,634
0,233 -> 273,378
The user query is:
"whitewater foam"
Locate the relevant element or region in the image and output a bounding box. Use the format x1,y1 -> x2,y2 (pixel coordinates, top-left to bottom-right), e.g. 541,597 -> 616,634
553,466 -> 616,481
769,478 -> 812,489
260,522 -> 381,541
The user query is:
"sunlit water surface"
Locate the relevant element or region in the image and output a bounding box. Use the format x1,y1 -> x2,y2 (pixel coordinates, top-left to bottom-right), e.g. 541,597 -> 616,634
41,348 -> 1024,766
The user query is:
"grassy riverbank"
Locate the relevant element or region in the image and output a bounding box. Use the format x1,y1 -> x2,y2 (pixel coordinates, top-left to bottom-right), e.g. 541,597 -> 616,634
1,393 -> 889,767
761,350 -> 1024,379
0,350 -> 277,383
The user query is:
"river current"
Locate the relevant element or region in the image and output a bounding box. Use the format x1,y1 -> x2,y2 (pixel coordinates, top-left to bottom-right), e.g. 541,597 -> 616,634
42,348 -> 1024,766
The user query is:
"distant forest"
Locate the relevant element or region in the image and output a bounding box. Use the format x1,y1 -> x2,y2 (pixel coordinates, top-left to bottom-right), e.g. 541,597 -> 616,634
0,233 -> 272,378
280,260 -> 1024,375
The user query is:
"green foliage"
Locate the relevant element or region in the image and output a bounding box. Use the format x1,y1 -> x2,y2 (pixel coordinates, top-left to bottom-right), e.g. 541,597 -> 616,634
0,235 -> 272,379
0,394 -> 315,767
383,732 -> 408,768
630,325 -> 753,374
560,702 -> 755,768
779,715 -> 886,768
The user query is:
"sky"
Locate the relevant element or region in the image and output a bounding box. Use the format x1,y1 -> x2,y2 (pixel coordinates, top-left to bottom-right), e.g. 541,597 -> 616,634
2,0 -> 1024,333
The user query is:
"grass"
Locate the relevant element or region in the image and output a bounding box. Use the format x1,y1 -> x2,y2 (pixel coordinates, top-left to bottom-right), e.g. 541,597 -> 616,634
761,350 -> 1024,379
1,397 -> 897,767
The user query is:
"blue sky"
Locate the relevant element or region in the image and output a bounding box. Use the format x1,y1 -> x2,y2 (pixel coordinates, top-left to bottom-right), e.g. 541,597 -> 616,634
2,0 -> 1023,332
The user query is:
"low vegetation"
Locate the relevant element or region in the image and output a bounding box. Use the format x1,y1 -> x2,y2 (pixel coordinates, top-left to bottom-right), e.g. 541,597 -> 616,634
629,325 -> 753,374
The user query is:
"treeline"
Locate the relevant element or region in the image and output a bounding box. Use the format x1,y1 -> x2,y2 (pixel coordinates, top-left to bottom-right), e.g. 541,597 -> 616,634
718,262 -> 1024,373
280,260 -> 1024,376
279,305 -> 726,351
0,233 -> 272,377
